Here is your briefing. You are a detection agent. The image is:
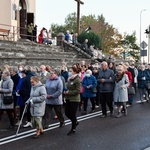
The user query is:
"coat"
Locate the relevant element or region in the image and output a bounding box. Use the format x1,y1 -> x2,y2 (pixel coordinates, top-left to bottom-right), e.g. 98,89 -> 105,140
113,74 -> 129,103
65,75 -> 81,102
97,68 -> 115,93
82,75 -> 97,98
26,82 -> 47,117
45,76 -> 63,105
137,70 -> 149,89
21,71 -> 34,102
0,76 -> 14,109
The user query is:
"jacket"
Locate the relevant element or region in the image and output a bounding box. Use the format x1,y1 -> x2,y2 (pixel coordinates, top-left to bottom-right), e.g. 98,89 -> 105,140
65,75 -> 81,102
137,70 -> 149,88
97,68 -> 115,93
0,76 -> 14,109
113,74 -> 129,102
45,76 -> 63,105
26,82 -> 46,117
82,75 -> 97,98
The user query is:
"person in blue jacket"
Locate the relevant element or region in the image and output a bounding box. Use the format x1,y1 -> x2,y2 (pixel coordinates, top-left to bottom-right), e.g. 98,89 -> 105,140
82,69 -> 97,115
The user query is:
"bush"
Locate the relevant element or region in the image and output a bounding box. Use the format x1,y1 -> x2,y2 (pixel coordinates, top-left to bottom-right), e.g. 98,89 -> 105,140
78,31 -> 101,49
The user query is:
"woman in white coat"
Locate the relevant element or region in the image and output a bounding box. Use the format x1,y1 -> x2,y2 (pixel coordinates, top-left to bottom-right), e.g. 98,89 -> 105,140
114,65 -> 129,118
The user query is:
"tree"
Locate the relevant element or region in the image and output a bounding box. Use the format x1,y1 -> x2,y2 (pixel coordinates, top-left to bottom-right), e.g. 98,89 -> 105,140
121,32 -> 140,61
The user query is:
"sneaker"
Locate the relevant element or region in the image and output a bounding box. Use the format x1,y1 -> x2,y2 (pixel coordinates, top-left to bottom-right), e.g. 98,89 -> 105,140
23,122 -> 32,128
15,120 -> 21,126
95,105 -> 100,108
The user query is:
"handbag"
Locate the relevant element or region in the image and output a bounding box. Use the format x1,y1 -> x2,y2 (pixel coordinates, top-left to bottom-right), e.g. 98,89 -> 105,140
3,96 -> 13,105
91,88 -> 97,93
128,86 -> 135,95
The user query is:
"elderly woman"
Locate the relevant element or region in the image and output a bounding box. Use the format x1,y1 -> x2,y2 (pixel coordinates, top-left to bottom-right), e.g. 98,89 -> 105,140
114,65 -> 129,118
0,70 -> 14,129
26,76 -> 47,138
82,69 -> 97,115
43,68 -> 65,129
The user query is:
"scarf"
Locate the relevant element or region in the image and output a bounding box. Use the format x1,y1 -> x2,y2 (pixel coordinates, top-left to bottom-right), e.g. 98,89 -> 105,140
68,74 -> 78,82
116,73 -> 124,83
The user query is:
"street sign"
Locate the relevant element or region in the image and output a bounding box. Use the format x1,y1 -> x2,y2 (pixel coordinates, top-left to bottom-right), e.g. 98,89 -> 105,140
140,41 -> 147,49
140,49 -> 147,56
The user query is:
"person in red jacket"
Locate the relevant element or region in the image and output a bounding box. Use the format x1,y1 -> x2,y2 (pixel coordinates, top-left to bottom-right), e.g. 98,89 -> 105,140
124,64 -> 133,105
38,28 -> 45,44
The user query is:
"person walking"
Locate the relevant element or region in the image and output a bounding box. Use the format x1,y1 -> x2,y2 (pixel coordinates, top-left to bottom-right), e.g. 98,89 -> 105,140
114,65 -> 129,118
0,70 -> 14,129
64,66 -> 81,135
43,68 -> 65,129
97,61 -> 115,118
82,69 -> 97,115
26,76 -> 47,138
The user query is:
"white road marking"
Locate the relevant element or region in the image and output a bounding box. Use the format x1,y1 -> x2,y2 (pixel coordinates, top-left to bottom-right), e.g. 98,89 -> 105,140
0,111 -> 102,145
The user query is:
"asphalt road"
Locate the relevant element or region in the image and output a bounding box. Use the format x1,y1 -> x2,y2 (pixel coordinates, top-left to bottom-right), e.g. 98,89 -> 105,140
1,94 -> 150,150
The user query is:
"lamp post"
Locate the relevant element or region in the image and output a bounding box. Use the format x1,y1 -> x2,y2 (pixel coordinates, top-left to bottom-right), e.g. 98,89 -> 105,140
140,9 -> 146,62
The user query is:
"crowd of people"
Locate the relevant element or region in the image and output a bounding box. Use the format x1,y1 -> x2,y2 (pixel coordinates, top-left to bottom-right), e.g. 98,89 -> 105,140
0,60 -> 150,138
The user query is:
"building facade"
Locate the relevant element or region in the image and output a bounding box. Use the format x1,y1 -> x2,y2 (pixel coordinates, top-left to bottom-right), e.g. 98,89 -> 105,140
0,0 -> 36,40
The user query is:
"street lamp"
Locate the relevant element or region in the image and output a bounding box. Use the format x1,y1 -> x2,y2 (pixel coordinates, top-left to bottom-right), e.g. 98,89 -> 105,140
140,9 -> 146,62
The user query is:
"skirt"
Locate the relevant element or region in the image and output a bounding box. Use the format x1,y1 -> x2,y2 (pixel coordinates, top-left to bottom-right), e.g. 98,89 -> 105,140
31,116 -> 43,129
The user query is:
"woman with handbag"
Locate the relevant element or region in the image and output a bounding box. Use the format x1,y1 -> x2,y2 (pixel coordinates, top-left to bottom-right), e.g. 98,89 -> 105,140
0,70 -> 14,129
114,65 -> 129,118
82,69 -> 97,115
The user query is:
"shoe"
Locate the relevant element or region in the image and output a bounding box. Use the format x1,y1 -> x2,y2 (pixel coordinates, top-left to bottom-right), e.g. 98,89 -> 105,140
23,122 -> 32,128
43,126 -> 48,129
116,112 -> 122,118
95,105 -> 100,108
59,122 -> 65,128
76,121 -> 79,127
15,121 -> 21,126
33,134 -> 40,139
100,115 -> 107,118
90,109 -> 95,113
67,129 -> 75,135
124,109 -> 127,116
40,132 -> 44,135
110,110 -> 114,116
81,111 -> 86,115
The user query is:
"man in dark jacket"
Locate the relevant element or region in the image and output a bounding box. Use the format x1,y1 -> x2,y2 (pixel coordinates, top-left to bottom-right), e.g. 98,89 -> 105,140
97,61 -> 115,117
81,39 -> 89,54
21,66 -> 34,127
10,67 -> 20,120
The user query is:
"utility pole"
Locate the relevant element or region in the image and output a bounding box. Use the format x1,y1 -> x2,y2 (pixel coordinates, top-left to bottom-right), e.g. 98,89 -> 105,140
145,26 -> 150,63
74,0 -> 84,34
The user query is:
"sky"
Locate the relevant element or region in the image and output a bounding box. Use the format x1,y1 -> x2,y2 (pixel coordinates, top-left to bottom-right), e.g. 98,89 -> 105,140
36,0 -> 150,45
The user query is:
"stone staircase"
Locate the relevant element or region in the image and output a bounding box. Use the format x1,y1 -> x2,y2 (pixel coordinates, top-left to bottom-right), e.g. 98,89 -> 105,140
0,40 -> 93,67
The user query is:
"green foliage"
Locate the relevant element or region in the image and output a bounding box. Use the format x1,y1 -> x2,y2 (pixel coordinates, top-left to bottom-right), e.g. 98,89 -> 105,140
78,31 -> 101,48
121,32 -> 140,61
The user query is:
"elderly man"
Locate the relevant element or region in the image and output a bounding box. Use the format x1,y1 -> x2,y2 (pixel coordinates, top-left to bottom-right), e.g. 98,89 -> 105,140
97,61 -> 115,118
38,65 -> 50,85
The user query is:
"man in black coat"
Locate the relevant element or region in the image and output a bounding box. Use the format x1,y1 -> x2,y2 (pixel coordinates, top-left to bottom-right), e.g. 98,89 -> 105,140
10,67 -> 20,120
21,66 -> 34,127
